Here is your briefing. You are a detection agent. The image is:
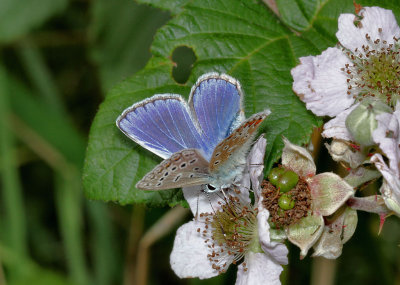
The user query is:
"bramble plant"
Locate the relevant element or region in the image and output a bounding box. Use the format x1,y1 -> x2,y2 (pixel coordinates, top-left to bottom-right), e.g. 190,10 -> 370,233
82,1 -> 400,284
4,0 -> 400,285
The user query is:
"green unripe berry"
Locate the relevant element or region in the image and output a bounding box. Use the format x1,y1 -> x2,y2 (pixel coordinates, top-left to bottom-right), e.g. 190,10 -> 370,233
278,194 -> 295,210
277,170 -> 299,193
268,167 -> 285,186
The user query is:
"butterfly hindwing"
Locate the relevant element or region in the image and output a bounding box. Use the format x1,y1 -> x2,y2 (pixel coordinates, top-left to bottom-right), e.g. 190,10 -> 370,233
136,149 -> 210,190
189,73 -> 244,154
209,110 -> 270,173
117,95 -> 207,159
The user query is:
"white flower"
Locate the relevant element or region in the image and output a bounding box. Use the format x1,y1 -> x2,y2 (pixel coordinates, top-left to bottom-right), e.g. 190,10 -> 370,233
371,103 -> 400,215
291,6 -> 400,141
170,136 -> 288,285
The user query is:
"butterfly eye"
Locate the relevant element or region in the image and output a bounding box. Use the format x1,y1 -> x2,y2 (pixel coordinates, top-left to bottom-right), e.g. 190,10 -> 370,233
207,184 -> 216,191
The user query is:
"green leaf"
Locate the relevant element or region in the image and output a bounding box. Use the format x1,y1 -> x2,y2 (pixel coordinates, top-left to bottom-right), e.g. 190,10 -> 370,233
0,0 -> 67,44
276,0 -> 318,31
136,0 -> 190,14
84,0 -> 323,206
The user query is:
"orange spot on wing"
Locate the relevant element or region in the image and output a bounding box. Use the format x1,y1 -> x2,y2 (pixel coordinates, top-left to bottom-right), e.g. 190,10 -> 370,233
353,1 -> 362,14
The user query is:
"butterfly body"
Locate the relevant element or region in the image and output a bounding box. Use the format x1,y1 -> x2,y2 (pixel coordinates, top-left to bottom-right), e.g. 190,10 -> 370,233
116,73 -> 270,193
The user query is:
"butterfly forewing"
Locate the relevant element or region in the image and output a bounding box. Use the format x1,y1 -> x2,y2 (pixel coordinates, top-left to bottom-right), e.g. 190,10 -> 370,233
189,73 -> 244,152
136,149 -> 210,190
209,110 -> 270,172
117,95 -> 208,159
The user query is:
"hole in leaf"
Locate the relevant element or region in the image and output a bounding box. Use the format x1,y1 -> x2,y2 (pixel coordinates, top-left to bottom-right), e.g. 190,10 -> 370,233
172,46 -> 196,84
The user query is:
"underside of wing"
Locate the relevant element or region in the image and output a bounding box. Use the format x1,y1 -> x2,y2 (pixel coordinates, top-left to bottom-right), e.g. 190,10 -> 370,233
209,110 -> 270,173
189,73 -> 245,154
117,95 -> 208,159
136,149 -> 210,190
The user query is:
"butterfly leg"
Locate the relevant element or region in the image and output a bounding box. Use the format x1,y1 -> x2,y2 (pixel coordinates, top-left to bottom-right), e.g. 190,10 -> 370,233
194,187 -> 202,221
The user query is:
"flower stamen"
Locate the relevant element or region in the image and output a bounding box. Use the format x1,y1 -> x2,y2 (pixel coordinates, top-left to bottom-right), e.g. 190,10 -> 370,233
342,28 -> 400,106
200,195 -> 259,274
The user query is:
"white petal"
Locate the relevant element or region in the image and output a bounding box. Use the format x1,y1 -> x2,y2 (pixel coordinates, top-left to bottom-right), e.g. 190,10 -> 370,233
337,7 -> 400,53
322,104 -> 358,140
291,47 -> 354,117
246,135 -> 267,200
236,252 -> 283,285
372,105 -> 400,175
371,153 -> 400,215
170,221 -> 219,279
257,208 -> 289,265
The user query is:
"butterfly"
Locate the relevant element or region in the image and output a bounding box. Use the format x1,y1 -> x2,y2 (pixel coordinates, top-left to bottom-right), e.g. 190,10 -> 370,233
116,73 -> 270,193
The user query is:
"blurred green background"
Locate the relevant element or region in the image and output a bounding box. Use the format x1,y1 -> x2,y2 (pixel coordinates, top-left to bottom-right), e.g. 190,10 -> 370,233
0,0 -> 400,284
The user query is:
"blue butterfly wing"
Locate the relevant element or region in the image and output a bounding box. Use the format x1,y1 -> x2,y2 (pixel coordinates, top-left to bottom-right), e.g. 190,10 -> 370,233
189,73 -> 244,154
117,95 -> 208,159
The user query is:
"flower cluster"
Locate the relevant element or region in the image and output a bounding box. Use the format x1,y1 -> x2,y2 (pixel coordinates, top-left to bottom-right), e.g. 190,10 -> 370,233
292,5 -> 400,217
169,135 -> 363,284
167,5 -> 400,284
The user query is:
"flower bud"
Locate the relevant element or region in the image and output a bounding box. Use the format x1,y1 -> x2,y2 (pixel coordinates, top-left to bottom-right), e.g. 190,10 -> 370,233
325,139 -> 366,169
345,99 -> 392,146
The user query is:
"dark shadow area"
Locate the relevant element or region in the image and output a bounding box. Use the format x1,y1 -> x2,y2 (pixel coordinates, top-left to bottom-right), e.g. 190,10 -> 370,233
172,46 -> 196,84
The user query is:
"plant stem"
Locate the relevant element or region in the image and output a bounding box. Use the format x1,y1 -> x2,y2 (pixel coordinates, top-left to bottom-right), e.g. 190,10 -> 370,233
0,65 -> 27,280
311,257 -> 337,285
88,202 -> 118,285
135,206 -> 189,285
55,170 -> 91,285
123,205 -> 145,285
0,255 -> 7,285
